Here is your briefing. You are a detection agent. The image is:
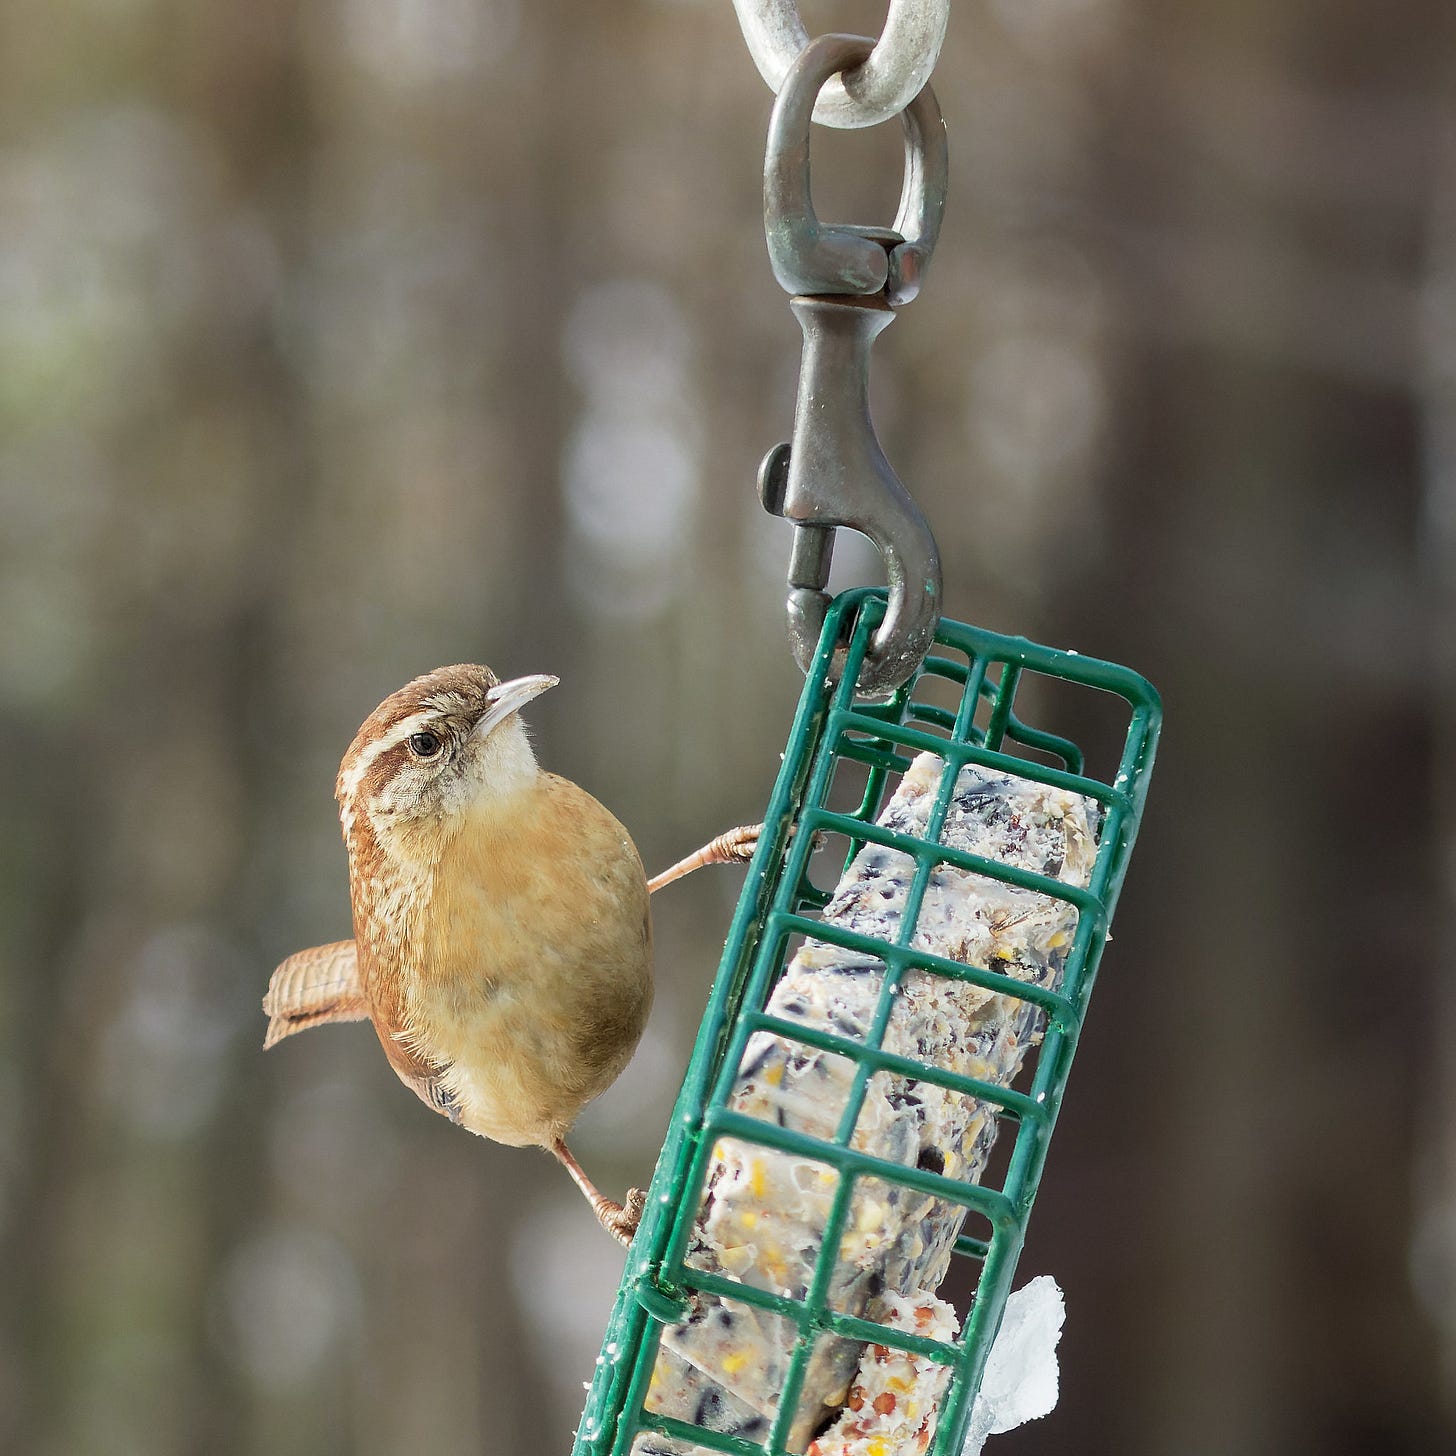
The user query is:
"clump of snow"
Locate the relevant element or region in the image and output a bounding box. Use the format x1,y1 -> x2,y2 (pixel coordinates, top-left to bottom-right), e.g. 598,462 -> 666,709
962,1276 -> 1066,1453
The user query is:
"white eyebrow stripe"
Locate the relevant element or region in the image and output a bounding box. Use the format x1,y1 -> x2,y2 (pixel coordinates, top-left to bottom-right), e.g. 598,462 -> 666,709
337,708 -> 437,802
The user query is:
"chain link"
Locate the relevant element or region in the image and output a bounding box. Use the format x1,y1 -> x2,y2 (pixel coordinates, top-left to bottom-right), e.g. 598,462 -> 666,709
730,0 -> 949,129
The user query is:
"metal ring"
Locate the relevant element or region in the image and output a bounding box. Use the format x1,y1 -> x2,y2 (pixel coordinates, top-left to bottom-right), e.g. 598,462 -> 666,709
731,0 -> 949,130
765,34 -> 947,304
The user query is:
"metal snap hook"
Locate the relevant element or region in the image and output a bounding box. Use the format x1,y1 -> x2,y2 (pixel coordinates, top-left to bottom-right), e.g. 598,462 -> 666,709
764,33 -> 947,306
758,294 -> 942,698
758,32 -> 945,697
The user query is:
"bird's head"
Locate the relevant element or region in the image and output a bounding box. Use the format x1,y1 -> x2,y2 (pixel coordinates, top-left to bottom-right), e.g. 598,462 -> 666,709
335,664 -> 556,852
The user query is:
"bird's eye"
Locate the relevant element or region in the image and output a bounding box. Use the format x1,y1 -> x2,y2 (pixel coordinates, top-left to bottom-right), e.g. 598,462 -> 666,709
408,730 -> 443,759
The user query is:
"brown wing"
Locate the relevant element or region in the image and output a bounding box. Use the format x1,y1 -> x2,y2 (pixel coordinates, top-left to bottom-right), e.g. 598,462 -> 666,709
262,940 -> 368,1048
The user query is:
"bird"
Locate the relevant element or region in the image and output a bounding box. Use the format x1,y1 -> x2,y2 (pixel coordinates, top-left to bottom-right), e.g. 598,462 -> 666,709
262,664 -> 758,1244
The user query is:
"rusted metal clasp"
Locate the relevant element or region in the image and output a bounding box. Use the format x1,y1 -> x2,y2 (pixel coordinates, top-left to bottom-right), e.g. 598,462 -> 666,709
758,33 -> 946,697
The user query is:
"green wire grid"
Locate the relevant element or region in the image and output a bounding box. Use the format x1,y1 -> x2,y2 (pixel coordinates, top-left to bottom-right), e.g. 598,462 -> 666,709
574,588 -> 1161,1456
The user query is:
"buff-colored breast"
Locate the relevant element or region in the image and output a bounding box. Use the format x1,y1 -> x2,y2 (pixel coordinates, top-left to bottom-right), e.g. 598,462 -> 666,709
404,773 -> 652,1147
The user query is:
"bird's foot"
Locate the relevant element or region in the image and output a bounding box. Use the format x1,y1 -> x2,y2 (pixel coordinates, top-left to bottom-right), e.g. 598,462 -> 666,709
648,823 -> 762,893
716,823 -> 761,864
552,1139 -> 647,1246
598,1187 -> 647,1247
648,822 -> 835,894
716,822 -> 825,863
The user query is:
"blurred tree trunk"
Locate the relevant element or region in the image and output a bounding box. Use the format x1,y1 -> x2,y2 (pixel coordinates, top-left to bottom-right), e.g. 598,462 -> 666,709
1036,3 -> 1450,1453
1419,51 -> 1456,1448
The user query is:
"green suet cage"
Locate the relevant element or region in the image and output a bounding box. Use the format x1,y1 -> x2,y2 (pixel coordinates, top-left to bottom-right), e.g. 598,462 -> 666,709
575,589 -> 1161,1456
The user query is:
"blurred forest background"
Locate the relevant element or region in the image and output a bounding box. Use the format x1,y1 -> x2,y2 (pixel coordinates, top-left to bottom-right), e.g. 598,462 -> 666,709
2,0 -> 1455,1452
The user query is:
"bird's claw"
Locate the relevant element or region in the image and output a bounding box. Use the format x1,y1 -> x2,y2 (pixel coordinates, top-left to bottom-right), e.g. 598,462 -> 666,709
716,822 -> 826,864
719,822 -> 829,871
723,825 -> 761,863
602,1187 -> 647,1247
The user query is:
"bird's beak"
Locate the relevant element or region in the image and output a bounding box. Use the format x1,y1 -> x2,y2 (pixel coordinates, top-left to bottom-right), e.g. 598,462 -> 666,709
473,674 -> 559,739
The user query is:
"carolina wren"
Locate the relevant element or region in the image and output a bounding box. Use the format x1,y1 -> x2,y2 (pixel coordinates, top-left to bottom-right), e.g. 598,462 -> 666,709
263,664 -> 758,1244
